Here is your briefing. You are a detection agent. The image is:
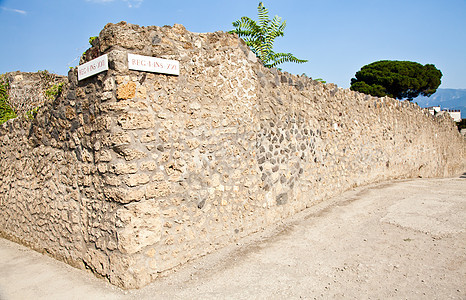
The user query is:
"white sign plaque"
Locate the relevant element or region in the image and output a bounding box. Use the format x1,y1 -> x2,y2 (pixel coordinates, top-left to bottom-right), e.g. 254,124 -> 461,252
128,53 -> 179,76
78,54 -> 108,81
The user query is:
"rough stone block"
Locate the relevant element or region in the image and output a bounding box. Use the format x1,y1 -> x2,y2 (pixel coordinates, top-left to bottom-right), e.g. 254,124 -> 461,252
98,149 -> 113,162
125,173 -> 150,187
140,161 -> 157,171
108,132 -> 132,146
113,145 -> 147,161
146,182 -> 171,198
117,82 -> 137,100
118,112 -> 155,130
103,187 -> 144,203
140,131 -> 157,143
111,163 -> 138,175
116,200 -> 162,254
104,174 -> 122,186
137,86 -> 147,99
103,77 -> 115,92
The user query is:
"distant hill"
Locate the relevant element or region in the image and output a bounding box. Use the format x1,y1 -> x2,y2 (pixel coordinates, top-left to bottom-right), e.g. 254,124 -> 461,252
414,89 -> 466,119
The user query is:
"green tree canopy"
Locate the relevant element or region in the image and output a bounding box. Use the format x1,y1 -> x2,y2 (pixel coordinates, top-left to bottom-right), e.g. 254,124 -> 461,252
350,60 -> 442,101
229,2 -> 307,68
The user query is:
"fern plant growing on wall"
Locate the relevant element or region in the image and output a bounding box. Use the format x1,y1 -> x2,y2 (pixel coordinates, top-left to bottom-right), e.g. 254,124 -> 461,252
229,2 -> 307,68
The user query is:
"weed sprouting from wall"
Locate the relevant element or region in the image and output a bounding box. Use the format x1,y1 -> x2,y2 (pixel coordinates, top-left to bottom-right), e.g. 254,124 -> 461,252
0,75 -> 17,124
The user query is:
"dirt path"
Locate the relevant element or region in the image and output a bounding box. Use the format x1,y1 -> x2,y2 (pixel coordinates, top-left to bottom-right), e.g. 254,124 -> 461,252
1,176 -> 465,299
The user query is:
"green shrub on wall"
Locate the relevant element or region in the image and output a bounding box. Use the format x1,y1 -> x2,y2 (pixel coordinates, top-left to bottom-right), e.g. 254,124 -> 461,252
45,82 -> 64,100
0,75 -> 17,125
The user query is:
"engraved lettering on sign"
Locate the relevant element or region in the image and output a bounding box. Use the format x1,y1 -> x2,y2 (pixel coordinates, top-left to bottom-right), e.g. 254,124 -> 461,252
128,53 -> 179,76
78,54 -> 109,81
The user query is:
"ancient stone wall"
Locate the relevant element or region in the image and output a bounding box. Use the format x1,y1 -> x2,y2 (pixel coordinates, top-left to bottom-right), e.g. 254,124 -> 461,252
5,71 -> 67,115
1,21 -> 465,289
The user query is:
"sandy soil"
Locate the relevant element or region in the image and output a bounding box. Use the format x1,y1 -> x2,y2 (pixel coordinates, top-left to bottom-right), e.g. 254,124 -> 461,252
1,175 -> 465,299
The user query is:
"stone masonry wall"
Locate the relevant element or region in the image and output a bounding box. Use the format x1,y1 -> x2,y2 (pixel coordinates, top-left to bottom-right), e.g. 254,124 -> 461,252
1,21 -> 465,289
5,71 -> 67,116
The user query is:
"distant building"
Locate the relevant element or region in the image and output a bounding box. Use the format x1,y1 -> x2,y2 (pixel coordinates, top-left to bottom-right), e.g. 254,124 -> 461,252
427,106 -> 441,115
445,110 -> 462,122
427,106 -> 462,122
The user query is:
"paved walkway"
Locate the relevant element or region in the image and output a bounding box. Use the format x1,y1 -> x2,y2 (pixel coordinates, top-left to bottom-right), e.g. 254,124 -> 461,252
1,175 -> 465,299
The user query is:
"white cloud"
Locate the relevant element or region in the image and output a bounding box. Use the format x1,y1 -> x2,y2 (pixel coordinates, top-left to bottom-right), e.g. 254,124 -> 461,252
1,7 -> 27,15
122,0 -> 143,8
85,0 -> 143,8
85,0 -> 116,2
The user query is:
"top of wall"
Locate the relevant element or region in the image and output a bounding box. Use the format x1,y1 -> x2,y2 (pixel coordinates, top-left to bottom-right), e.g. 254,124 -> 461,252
82,21 -> 331,88
81,22 -> 438,111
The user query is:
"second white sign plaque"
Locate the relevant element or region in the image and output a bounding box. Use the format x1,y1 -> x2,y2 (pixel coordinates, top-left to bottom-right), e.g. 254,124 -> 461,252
128,53 -> 179,76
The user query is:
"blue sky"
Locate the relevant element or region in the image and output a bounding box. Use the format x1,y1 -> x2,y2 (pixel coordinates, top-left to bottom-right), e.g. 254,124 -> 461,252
0,0 -> 465,89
